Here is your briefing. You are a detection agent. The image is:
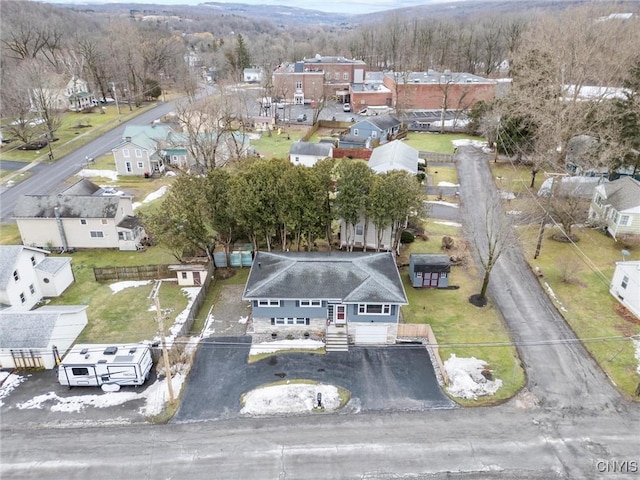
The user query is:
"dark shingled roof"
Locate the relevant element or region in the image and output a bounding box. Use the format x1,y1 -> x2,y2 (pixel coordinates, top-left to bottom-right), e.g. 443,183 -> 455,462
117,215 -> 142,230
60,179 -> 102,196
243,251 -> 408,304
13,195 -> 120,219
410,254 -> 451,273
354,115 -> 402,131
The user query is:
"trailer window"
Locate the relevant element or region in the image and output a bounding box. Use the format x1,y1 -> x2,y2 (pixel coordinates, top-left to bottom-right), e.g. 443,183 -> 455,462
71,367 -> 89,376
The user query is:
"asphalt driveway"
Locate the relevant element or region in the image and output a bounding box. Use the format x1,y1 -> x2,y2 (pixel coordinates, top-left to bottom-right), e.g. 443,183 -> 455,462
173,336 -> 455,423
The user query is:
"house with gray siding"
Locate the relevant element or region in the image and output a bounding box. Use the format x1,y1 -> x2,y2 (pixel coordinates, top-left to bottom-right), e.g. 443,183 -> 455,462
243,251 -> 408,348
588,177 -> 640,240
409,254 -> 450,288
340,115 -> 402,148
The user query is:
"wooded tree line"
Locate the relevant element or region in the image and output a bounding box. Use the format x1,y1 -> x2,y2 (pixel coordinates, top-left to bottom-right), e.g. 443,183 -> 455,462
142,158 -> 424,261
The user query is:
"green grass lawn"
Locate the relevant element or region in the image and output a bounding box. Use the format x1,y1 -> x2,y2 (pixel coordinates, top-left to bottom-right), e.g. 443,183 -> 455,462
404,133 -> 485,154
0,223 -> 22,245
399,231 -> 525,406
427,165 -> 458,186
517,225 -> 640,399
45,246 -> 182,343
491,160 -> 536,196
250,127 -> 307,159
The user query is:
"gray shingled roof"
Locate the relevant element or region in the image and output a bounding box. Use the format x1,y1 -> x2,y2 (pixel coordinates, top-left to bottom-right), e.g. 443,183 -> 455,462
243,252 -> 408,304
410,254 -> 450,273
13,195 -> 121,219
368,140 -> 418,174
602,177 -> 640,211
35,257 -> 71,275
354,115 -> 401,131
117,215 -> 142,230
0,312 -> 57,348
0,245 -> 48,291
289,141 -> 333,157
0,305 -> 87,349
60,179 -> 102,196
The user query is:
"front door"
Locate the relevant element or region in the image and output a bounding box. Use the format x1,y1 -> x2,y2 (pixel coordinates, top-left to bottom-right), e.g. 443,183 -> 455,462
335,304 -> 346,325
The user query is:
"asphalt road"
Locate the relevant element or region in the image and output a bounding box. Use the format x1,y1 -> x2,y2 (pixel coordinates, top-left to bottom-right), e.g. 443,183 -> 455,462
174,337 -> 454,422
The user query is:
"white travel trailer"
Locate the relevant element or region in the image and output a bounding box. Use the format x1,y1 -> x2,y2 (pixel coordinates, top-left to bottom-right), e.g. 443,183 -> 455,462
58,343 -> 153,387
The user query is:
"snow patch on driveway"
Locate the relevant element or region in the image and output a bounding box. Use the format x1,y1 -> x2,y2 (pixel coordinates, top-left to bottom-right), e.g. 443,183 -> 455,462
0,373 -> 26,407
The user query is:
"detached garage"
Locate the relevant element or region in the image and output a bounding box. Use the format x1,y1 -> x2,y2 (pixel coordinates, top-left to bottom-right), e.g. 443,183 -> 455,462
0,305 -> 88,369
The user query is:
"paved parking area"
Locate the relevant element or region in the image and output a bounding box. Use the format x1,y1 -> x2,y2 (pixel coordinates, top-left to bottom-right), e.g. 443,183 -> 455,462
173,336 -> 455,423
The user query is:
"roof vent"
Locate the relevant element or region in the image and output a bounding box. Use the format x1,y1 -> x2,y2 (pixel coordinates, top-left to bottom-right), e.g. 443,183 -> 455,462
97,359 -> 107,364
103,346 -> 118,355
80,348 -> 89,355
129,347 -> 137,354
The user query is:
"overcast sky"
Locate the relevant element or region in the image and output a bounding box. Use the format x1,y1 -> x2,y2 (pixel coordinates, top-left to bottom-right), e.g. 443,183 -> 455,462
43,0 -> 456,15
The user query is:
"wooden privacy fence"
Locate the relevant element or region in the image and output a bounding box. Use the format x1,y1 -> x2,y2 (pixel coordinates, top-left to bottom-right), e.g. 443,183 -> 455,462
94,264 -> 172,282
419,151 -> 454,163
397,323 -> 449,385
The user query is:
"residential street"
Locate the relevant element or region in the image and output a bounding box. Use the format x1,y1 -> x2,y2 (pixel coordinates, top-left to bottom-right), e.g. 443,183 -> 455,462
1,144 -> 638,479
0,100 -> 179,223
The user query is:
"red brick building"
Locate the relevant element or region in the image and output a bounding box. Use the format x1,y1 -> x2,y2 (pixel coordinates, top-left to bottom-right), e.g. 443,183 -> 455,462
272,55 -> 367,104
380,71 -> 496,110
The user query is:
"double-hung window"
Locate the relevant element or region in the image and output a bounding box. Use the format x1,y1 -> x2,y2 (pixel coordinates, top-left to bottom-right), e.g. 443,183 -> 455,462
257,299 -> 280,307
358,304 -> 391,315
300,300 -> 322,307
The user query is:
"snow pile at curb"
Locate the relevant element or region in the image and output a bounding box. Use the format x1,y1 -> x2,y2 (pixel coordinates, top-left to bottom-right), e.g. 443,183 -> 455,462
240,383 -> 340,415
444,354 -> 503,400
0,373 -> 26,407
77,169 -> 118,181
634,339 -> 640,375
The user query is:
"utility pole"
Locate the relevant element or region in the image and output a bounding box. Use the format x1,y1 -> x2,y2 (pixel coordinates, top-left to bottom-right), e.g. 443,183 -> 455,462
154,293 -> 175,404
111,81 -> 121,119
534,173 -> 563,259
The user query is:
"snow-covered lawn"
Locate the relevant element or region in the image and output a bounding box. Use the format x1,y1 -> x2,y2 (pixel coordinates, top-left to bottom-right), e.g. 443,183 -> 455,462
76,169 -> 118,181
444,354 -> 503,400
634,339 -> 640,375
437,181 -> 460,187
249,339 -> 325,356
426,200 -> 459,208
240,382 -> 342,415
433,220 -> 462,228
452,139 -> 488,149
132,185 -> 168,210
109,280 -> 151,294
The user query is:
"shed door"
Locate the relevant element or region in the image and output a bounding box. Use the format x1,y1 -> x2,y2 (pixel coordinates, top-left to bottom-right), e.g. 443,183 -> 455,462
355,324 -> 388,345
423,272 -> 439,287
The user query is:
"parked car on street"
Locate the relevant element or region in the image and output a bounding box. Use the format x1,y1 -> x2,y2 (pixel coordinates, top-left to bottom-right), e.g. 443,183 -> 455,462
296,113 -> 307,122
343,103 -> 351,112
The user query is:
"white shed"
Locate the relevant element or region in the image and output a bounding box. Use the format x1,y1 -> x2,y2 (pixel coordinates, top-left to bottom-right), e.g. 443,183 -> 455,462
0,305 -> 88,369
169,264 -> 209,286
610,260 -> 640,319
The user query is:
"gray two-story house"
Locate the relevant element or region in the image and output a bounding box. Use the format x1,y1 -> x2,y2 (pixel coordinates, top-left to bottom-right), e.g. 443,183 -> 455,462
243,251 -> 408,348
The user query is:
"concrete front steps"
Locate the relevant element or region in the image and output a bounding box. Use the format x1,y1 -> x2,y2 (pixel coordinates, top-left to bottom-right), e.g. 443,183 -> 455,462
325,326 -> 349,352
